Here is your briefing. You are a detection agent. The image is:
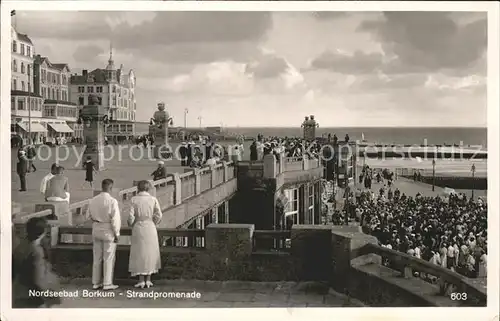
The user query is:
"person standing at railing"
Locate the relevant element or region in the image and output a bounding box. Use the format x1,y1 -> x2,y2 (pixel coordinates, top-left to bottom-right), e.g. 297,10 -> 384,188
151,161 -> 167,183
85,178 -> 121,291
127,180 -> 162,289
250,140 -> 258,161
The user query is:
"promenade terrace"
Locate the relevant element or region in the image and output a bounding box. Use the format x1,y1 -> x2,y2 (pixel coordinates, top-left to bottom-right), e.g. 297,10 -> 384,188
13,154 -> 487,307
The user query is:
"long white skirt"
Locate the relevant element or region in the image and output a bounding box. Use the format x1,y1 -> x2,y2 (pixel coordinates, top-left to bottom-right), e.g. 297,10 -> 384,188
129,221 -> 161,276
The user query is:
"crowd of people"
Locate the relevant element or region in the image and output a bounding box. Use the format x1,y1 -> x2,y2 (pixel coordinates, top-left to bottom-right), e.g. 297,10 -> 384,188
334,166 -> 488,280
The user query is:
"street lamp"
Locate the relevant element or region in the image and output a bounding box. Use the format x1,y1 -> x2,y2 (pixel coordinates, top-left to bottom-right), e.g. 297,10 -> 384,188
471,163 -> 476,199
184,108 -> 188,128
28,63 -> 32,144
432,158 -> 436,192
198,116 -> 202,128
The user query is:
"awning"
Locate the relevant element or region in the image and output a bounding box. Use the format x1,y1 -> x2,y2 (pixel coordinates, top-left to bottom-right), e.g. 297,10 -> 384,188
17,122 -> 47,133
47,122 -> 74,133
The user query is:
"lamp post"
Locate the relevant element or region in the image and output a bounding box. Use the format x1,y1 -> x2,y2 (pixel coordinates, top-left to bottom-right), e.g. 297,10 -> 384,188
28,63 -> 32,145
184,108 -> 188,128
432,158 -> 436,192
198,116 -> 202,128
471,163 -> 476,199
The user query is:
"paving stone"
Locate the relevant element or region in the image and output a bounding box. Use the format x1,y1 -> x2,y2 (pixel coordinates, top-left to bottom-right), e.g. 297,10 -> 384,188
288,293 -> 325,305
198,291 -> 221,302
217,292 -> 256,302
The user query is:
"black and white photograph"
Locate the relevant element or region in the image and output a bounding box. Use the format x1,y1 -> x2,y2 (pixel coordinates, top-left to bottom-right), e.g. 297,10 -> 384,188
1,1 -> 498,319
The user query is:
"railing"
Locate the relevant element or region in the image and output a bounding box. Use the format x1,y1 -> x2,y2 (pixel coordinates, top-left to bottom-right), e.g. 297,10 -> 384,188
56,226 -> 206,250
359,243 -> 487,305
14,161 -> 236,226
252,230 -> 291,253
54,226 -> 292,254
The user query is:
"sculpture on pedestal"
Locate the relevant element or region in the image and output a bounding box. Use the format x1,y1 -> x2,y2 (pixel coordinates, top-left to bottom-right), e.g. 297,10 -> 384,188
149,102 -> 173,159
302,115 -> 319,141
79,94 -> 108,170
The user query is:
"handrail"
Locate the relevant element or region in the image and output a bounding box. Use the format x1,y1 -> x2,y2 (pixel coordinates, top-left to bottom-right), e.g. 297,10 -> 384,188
14,209 -> 53,223
15,161 -> 236,224
360,243 -> 486,302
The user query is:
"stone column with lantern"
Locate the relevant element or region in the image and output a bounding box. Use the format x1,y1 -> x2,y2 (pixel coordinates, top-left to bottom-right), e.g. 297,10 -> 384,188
79,94 -> 108,170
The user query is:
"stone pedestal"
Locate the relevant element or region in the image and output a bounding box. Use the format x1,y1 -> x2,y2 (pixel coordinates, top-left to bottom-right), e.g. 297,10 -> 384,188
291,225 -> 333,282
205,223 -> 254,279
81,102 -> 107,170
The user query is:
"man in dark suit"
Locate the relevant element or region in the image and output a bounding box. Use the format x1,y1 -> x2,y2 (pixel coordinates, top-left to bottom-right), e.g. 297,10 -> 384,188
17,150 -> 28,192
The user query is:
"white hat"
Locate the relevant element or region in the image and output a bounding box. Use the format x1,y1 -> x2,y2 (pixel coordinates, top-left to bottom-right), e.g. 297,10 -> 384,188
158,161 -> 164,165
19,150 -> 26,155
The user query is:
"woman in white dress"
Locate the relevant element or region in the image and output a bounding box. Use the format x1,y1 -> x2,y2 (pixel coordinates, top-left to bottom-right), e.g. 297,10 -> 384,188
128,180 -> 162,288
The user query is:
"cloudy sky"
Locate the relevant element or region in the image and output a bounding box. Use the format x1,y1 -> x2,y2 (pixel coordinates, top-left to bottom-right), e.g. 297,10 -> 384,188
15,11 -> 487,127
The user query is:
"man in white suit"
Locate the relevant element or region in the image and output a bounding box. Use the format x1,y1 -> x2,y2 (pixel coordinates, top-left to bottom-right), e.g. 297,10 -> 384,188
85,178 -> 121,290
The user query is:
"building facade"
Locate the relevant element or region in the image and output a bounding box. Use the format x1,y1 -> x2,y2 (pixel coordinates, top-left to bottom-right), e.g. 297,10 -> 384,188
33,55 -> 78,142
11,26 -> 77,145
69,50 -> 137,142
10,26 -> 45,145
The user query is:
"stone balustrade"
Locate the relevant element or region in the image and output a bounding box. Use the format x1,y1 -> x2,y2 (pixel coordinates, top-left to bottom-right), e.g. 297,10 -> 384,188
13,161 -> 237,241
40,223 -> 486,306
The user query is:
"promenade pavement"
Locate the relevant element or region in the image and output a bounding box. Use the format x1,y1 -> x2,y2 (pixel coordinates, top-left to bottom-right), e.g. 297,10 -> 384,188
11,145 -> 192,214
57,279 -> 363,308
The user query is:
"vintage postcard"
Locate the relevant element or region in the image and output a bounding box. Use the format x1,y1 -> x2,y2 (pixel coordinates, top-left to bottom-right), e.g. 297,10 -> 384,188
1,1 -> 498,321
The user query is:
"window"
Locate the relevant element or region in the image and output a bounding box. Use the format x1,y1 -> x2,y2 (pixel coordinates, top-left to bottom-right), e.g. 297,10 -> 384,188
21,62 -> 25,74
112,86 -> 116,93
20,44 -> 25,55
12,40 -> 17,53
87,86 -> 94,93
11,97 -> 15,110
56,90 -> 60,100
112,97 -> 117,105
78,86 -> 85,93
308,184 -> 314,219
43,105 -> 56,117
21,81 -> 25,91
27,46 -> 31,57
27,65 -> 30,76
13,59 -> 17,72
284,188 -> 299,226
96,86 -> 102,93
52,89 -> 55,99
12,79 -> 17,90
18,98 -> 25,110
78,97 -> 84,105
30,98 -> 35,111
97,97 -> 102,105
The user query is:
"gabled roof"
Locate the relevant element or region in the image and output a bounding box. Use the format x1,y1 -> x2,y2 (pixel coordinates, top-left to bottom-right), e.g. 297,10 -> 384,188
16,33 -> 33,45
70,68 -> 110,84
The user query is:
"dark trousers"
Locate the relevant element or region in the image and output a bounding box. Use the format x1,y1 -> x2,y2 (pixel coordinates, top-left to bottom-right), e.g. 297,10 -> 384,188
28,161 -> 36,172
18,174 -> 26,191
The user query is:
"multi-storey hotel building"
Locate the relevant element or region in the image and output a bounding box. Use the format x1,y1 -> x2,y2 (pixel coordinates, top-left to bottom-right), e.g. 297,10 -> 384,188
69,50 -> 137,142
10,26 -> 77,145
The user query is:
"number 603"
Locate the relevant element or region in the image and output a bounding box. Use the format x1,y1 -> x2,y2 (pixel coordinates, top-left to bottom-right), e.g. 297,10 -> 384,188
450,292 -> 468,300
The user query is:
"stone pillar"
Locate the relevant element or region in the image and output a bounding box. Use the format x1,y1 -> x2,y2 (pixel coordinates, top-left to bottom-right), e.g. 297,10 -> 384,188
331,227 -> 380,292
291,225 -> 333,282
222,161 -> 230,181
81,95 -> 107,170
210,164 -> 217,188
35,202 -> 73,243
302,154 -> 309,170
205,224 -> 254,279
263,154 -> 277,178
193,168 -> 201,195
170,172 -> 182,205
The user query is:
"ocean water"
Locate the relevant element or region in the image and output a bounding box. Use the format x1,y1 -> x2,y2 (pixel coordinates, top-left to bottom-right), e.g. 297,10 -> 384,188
224,127 -> 487,148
